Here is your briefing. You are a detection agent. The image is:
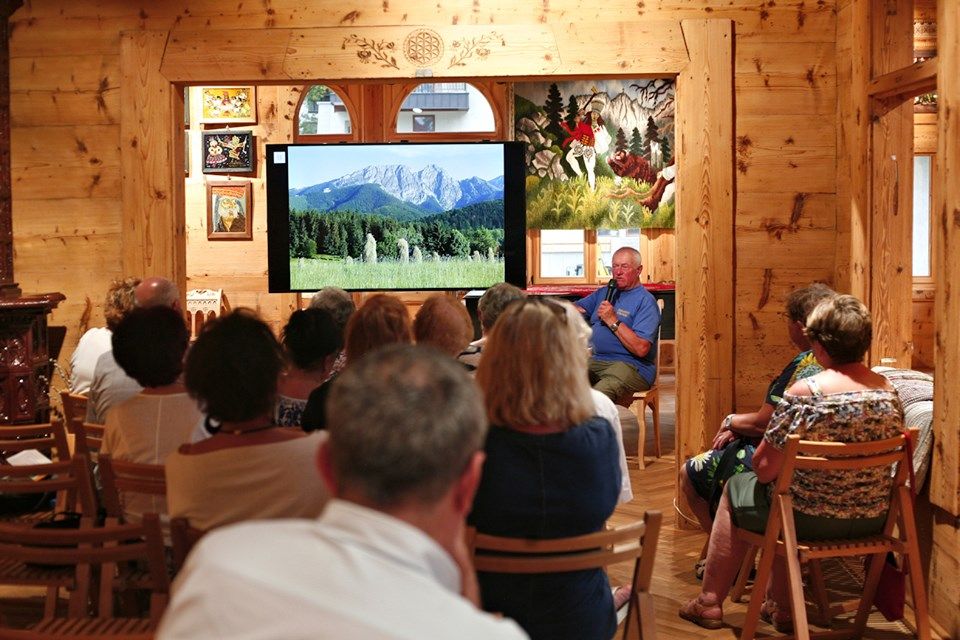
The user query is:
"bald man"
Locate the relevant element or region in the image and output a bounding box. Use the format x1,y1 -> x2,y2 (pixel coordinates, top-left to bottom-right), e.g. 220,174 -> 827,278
86,277 -> 181,423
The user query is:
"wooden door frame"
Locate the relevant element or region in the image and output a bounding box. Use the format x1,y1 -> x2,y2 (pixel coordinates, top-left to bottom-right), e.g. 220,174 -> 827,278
120,19 -> 734,463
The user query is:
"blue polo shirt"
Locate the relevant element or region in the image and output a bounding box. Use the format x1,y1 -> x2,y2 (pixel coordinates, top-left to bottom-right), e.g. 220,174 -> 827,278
577,285 -> 660,385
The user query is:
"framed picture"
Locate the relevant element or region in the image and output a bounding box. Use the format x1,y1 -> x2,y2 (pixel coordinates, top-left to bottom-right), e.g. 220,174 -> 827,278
199,86 -> 257,124
412,114 -> 436,132
184,131 -> 191,176
207,181 -> 253,240
201,129 -> 255,174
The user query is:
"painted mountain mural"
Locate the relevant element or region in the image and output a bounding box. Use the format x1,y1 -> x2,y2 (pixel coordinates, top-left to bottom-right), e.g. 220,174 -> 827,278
285,145 -> 508,291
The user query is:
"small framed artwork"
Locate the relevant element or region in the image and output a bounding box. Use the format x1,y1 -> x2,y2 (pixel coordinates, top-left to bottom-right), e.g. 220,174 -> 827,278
199,86 -> 257,124
412,114 -> 436,132
207,181 -> 253,240
202,129 -> 254,174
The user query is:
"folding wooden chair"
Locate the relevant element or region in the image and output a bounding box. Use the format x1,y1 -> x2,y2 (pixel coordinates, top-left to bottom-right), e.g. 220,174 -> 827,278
98,455 -> 166,521
472,510 -> 663,640
169,517 -> 207,575
0,514 -> 169,636
622,299 -> 664,469
59,391 -> 88,439
71,422 -> 105,461
737,430 -> 930,640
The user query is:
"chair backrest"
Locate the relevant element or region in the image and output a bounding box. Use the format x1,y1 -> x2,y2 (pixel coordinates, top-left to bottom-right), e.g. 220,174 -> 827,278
169,517 -> 208,575
0,420 -> 71,463
0,514 -> 170,621
0,439 -> 97,516
60,391 -> 89,436
73,421 -> 106,459
98,454 -> 166,520
472,511 -> 662,638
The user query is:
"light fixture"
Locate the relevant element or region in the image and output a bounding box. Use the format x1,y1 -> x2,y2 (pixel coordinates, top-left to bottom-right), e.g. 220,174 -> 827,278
412,107 -> 423,114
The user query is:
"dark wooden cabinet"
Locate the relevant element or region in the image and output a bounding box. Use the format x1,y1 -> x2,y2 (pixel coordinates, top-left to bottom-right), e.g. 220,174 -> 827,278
0,293 -> 64,424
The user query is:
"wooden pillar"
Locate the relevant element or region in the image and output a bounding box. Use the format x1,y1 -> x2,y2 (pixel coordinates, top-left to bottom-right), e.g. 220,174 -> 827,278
0,2 -> 23,298
867,1 -> 915,366
675,19 -> 735,464
929,1 -> 960,635
119,31 -> 185,298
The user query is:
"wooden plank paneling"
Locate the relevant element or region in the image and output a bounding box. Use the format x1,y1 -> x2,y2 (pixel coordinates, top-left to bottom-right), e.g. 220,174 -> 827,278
119,31 -> 184,289
10,89 -> 120,126
737,229 -> 838,269
931,0 -> 960,519
675,19 -> 734,462
8,55 -> 119,91
736,192 -> 836,232
911,286 -> 934,371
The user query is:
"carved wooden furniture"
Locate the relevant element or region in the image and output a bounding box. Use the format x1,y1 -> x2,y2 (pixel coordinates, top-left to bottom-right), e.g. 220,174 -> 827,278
0,294 -> 64,425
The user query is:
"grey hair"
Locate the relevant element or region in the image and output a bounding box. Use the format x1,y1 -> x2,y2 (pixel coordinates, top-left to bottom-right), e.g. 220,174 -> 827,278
478,282 -> 526,332
557,299 -> 592,351
326,344 -> 488,506
309,287 -> 356,332
612,246 -> 642,267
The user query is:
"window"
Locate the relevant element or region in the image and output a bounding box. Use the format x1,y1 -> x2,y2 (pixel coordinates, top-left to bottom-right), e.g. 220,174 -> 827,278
395,82 -> 495,134
597,229 -> 640,279
297,85 -> 353,137
539,229 -> 586,278
912,155 -> 933,278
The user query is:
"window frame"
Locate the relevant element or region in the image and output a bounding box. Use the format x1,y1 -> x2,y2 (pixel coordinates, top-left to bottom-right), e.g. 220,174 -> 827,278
292,82 -> 360,143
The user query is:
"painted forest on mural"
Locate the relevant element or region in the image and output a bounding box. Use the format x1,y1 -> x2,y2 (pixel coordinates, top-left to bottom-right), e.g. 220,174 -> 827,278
515,79 -> 676,229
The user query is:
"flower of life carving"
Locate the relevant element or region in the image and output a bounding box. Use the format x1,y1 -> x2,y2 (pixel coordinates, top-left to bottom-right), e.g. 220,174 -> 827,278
404,30 -> 443,67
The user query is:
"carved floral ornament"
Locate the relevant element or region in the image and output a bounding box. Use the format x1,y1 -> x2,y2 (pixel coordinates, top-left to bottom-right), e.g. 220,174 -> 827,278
342,29 -> 503,71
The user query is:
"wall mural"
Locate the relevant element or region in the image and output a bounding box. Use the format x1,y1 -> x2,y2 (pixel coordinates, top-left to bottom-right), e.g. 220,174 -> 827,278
515,79 -> 675,229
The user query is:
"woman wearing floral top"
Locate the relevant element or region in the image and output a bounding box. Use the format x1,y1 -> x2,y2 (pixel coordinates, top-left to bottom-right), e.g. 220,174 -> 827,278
681,294 -> 903,631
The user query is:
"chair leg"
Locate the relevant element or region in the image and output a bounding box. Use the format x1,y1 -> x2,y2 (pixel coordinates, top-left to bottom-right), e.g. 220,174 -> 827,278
44,586 -> 58,618
808,559 -> 832,627
780,502 -> 811,640
741,536 -> 777,640
632,400 -> 647,470
650,396 -> 661,458
731,544 -> 758,603
898,486 -> 932,640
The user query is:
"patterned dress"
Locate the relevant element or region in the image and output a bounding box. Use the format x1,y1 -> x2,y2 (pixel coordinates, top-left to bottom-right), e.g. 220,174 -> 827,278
685,350 -> 822,502
763,379 -> 903,519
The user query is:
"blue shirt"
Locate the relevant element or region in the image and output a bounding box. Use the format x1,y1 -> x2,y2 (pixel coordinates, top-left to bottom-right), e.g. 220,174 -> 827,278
578,285 -> 660,385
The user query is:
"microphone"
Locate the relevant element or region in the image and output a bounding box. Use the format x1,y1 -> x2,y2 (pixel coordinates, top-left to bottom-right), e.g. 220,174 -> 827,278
603,278 -> 617,304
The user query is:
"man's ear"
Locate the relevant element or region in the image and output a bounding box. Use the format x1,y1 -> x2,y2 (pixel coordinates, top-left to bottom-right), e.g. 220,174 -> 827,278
452,451 -> 485,517
316,438 -> 340,497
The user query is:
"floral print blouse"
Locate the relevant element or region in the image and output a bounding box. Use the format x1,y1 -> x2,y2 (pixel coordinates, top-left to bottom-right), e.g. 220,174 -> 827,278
763,380 -> 903,519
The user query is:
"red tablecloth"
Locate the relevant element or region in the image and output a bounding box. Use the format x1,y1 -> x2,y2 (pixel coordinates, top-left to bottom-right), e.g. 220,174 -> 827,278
524,282 -> 675,297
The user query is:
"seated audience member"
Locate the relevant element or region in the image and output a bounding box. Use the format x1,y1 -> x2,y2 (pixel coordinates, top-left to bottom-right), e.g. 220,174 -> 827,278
681,295 -> 903,630
87,276 -> 181,424
158,345 -> 527,640
69,277 -> 140,395
104,306 -> 200,520
471,297 -> 623,640
165,310 -> 328,531
413,294 -> 475,360
680,283 -> 835,540
301,294 -> 413,431
308,286 -> 356,379
458,282 -> 526,370
576,247 -> 660,401
276,308 -> 342,427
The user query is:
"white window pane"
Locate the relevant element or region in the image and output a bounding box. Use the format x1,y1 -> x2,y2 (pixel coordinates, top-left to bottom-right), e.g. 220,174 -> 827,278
540,229 -> 585,277
396,83 -> 495,133
913,156 -> 932,277
597,229 -> 640,279
298,86 -> 352,135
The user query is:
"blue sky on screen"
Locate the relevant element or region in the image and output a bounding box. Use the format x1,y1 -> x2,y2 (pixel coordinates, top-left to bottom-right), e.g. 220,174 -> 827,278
287,143 -> 505,188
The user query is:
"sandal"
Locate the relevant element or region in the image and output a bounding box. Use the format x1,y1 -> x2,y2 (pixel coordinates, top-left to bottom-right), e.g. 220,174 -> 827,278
679,597 -> 723,630
760,600 -> 793,633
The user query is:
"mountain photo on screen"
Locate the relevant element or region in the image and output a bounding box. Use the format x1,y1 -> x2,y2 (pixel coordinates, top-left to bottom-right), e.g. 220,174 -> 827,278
286,144 -> 507,290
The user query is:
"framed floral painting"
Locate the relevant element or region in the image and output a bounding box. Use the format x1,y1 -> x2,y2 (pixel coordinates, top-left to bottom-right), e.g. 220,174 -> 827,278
202,129 -> 254,174
199,86 -> 257,124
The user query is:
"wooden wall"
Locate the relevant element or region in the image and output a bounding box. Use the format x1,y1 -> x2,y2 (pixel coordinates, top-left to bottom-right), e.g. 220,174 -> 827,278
8,0 -> 839,421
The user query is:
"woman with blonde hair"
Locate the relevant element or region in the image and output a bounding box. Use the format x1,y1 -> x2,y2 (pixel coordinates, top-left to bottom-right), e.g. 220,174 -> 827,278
470,297 -> 622,640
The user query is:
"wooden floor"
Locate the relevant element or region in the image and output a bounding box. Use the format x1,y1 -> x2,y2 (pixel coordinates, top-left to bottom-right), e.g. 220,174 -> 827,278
0,373 -> 928,637
610,374 -> 923,639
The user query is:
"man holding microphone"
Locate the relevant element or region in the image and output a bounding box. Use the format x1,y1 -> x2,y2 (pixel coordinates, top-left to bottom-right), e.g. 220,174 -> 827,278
576,247 -> 661,401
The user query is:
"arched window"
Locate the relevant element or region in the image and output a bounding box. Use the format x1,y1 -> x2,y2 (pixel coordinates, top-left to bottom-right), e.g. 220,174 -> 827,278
393,82 -> 495,135
295,84 -> 355,139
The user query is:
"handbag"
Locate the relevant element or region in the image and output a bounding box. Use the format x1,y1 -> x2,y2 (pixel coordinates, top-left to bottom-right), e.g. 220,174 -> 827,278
870,430 -> 915,622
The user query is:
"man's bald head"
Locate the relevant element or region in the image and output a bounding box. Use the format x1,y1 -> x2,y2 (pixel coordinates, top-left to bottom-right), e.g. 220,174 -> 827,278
134,277 -> 180,310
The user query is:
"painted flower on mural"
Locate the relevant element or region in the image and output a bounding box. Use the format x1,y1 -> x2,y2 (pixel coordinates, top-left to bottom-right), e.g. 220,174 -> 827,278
447,32 -> 501,68
342,35 -> 400,70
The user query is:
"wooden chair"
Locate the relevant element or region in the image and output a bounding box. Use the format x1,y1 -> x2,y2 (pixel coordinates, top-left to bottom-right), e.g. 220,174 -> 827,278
623,299 -> 664,469
737,430 -> 930,640
0,514 -> 169,636
169,517 -> 207,575
471,510 -> 663,640
98,455 -> 166,521
72,421 -> 105,460
0,422 -> 95,517
59,391 -> 88,439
